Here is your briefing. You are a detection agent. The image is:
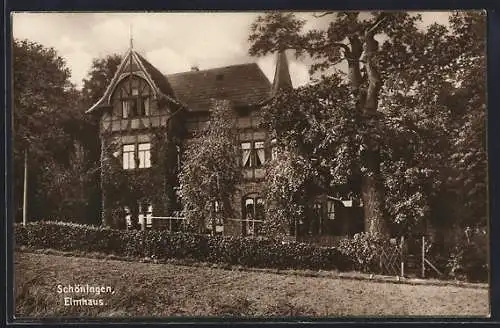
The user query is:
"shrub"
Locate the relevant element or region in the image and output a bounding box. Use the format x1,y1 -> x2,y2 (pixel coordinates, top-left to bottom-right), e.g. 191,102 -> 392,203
14,221 -> 354,272
446,227 -> 488,282
336,232 -> 394,273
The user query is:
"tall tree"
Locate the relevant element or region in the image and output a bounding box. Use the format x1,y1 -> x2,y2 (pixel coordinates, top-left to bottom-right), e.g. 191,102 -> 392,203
77,54 -> 123,224
250,11 -> 486,238
81,54 -> 122,106
179,100 -> 242,234
249,12 -> 423,236
12,39 -> 82,222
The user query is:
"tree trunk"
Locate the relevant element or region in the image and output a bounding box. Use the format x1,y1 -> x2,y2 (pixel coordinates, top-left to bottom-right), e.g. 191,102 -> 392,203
361,151 -> 387,235
130,202 -> 140,230
23,148 -> 28,226
100,138 -> 111,226
360,25 -> 388,237
344,25 -> 389,237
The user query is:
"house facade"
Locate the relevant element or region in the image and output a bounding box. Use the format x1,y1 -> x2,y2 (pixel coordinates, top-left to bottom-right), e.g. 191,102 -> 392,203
87,44 -> 363,240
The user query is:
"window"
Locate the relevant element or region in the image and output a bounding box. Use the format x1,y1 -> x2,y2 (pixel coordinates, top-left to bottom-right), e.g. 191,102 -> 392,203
122,143 -> 151,169
242,142 -> 252,167
122,100 -> 130,118
242,195 -> 265,236
122,98 -> 140,118
118,79 -> 151,119
241,141 -> 266,168
125,203 -> 153,229
327,199 -> 336,220
311,202 -> 323,235
271,138 -> 278,160
206,200 -> 224,234
123,144 -> 135,170
255,141 -> 265,166
138,143 -> 151,168
142,96 -> 150,116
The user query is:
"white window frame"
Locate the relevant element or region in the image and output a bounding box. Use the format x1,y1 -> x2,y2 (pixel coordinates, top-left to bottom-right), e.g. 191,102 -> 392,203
241,142 -> 252,167
327,200 -> 336,220
123,144 -> 136,170
241,141 -> 266,168
243,196 -> 265,236
271,138 -> 278,160
138,143 -> 151,168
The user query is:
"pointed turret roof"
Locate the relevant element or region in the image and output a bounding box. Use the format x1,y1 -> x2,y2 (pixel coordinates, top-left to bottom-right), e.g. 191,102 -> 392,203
271,50 -> 293,96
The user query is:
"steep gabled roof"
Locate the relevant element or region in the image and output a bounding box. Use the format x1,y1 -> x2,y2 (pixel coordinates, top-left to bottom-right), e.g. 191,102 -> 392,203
86,48 -> 180,114
166,63 -> 272,111
135,52 -> 176,97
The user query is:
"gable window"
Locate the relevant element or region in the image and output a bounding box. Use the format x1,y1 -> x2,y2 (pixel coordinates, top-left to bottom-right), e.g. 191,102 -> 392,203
138,143 -> 151,168
122,100 -> 130,118
142,96 -> 150,116
118,78 -> 151,119
241,141 -> 266,168
242,195 -> 265,236
123,144 -> 136,170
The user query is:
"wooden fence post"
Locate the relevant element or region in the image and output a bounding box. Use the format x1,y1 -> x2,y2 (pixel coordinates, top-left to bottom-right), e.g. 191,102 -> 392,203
421,235 -> 426,278
400,236 -> 405,278
23,148 -> 28,226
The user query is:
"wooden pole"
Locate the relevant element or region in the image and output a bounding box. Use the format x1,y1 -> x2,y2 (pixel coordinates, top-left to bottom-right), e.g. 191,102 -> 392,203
23,148 -> 28,226
400,236 -> 405,278
421,235 -> 425,278
295,216 -> 298,241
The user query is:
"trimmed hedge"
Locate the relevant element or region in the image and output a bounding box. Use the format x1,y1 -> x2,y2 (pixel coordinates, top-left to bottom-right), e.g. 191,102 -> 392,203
15,222 -> 354,271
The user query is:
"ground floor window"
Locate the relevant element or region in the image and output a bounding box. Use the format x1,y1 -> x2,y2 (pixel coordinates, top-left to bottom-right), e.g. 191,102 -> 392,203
125,202 -> 152,229
205,200 -> 224,235
242,195 -> 264,236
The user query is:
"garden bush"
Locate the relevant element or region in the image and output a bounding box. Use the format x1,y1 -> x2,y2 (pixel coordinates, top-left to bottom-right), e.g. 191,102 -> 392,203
14,221 -> 354,272
445,227 -> 488,282
336,232 -> 395,273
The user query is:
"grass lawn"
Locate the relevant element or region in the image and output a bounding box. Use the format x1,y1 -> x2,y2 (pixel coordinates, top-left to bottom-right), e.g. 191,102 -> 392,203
14,251 -> 489,319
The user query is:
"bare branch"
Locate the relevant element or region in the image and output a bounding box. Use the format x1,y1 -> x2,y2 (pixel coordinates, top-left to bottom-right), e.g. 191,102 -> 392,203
332,42 -> 350,54
312,12 -> 335,18
331,57 -> 348,67
366,13 -> 390,36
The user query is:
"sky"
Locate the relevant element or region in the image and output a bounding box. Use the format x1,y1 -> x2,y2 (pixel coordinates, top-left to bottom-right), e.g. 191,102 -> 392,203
12,12 -> 452,90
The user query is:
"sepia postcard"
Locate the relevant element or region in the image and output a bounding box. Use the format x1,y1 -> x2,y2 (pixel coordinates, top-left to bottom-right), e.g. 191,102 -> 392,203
10,11 -> 489,321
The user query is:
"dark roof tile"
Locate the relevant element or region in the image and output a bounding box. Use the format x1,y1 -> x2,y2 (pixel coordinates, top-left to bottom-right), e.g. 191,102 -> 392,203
166,63 -> 271,111
135,52 -> 176,98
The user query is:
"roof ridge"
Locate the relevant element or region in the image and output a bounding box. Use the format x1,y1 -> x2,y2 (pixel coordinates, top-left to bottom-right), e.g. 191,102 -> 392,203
165,62 -> 259,77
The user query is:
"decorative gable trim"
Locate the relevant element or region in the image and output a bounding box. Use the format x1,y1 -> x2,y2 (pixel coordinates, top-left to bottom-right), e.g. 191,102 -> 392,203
86,49 -> 181,114
86,48 -> 132,113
